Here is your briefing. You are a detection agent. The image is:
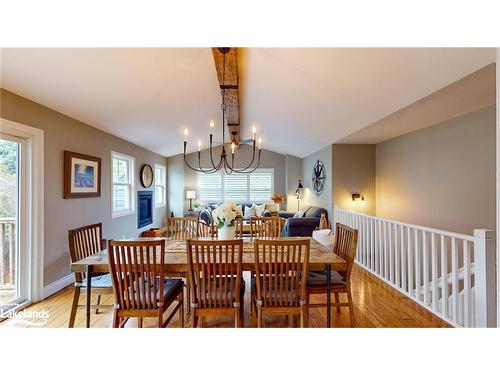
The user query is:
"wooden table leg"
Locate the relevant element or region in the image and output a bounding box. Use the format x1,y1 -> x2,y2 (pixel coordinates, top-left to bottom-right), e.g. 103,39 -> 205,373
326,264 -> 331,328
86,265 -> 93,328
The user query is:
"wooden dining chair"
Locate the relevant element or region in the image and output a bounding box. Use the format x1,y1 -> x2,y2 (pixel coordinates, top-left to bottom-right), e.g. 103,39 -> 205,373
186,239 -> 244,328
198,220 -> 217,238
305,223 -> 358,327
107,239 -> 184,328
250,216 -> 282,238
234,217 -> 244,239
252,238 -> 310,328
67,223 -> 113,328
165,217 -> 198,239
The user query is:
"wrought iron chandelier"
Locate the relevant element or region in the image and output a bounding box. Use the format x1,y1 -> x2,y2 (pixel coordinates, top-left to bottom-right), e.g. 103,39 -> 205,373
183,47 -> 262,174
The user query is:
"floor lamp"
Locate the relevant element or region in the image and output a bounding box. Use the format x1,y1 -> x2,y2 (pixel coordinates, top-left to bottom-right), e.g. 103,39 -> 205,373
295,180 -> 303,211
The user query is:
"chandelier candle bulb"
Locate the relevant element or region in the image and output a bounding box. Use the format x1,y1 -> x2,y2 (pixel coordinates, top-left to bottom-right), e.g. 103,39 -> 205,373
258,137 -> 262,149
184,127 -> 189,141
198,140 -> 202,152
231,142 -> 235,154
252,125 -> 256,140
209,120 -> 215,134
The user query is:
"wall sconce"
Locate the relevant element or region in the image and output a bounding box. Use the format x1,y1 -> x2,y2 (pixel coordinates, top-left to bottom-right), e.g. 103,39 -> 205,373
351,193 -> 366,207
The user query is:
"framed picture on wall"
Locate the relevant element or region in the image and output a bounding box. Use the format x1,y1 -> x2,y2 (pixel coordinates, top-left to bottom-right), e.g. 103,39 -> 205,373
63,151 -> 101,198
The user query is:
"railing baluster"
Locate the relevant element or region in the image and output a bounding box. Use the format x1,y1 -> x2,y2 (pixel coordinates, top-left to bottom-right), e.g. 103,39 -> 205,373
463,239 -> 470,327
9,222 -> 15,285
388,222 -> 394,284
415,229 -> 420,302
395,223 -> 400,288
401,225 -> 406,292
451,238 -> 458,323
377,219 -> 382,275
384,221 -> 389,280
423,231 -> 429,306
407,226 -> 413,296
440,235 -> 448,320
431,233 -> 438,312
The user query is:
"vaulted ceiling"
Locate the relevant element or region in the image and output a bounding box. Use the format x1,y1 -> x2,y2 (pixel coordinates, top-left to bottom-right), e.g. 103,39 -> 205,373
0,48 -> 496,157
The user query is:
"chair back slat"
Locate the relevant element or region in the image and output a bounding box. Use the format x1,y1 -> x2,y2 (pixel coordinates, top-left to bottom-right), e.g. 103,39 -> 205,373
198,220 -> 217,238
254,239 -> 309,308
187,239 -> 243,309
250,217 -> 282,238
68,223 -> 104,282
234,217 -> 244,239
108,240 -> 165,311
165,217 -> 198,239
333,223 -> 358,281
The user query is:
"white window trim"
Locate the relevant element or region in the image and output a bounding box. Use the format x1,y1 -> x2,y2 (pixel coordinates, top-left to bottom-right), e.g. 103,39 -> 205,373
111,151 -> 135,218
197,168 -> 274,203
154,163 -> 166,208
0,118 -> 44,304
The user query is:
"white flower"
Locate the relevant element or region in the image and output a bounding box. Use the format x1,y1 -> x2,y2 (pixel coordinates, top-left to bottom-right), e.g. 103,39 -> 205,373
212,201 -> 243,229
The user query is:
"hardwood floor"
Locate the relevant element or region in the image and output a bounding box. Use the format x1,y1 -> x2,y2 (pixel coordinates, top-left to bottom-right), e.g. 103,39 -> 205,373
0,265 -> 450,328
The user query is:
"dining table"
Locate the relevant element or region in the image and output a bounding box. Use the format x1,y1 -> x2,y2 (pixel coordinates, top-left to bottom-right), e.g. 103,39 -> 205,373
70,236 -> 346,328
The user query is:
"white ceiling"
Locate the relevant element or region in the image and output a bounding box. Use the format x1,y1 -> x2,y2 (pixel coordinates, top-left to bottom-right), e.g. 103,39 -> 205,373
1,48 -> 496,158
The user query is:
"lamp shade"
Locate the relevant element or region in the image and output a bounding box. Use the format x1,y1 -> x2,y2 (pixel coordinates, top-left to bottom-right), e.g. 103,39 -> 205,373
186,190 -> 196,199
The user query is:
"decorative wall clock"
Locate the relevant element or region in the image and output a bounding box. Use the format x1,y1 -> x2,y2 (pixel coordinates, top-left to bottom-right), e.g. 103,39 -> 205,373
312,160 -> 326,196
140,164 -> 154,188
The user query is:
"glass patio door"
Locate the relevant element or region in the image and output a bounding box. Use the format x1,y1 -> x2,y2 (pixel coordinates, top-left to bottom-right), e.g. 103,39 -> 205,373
0,135 -> 25,313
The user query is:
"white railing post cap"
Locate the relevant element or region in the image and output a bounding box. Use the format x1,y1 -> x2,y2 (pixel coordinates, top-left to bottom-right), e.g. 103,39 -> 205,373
473,229 -> 495,240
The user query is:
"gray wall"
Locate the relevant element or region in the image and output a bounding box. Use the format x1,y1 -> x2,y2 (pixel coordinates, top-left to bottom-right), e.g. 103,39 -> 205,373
332,144 -> 376,215
302,145 -> 333,219
169,144 -> 287,212
0,89 -> 168,286
285,154 -> 303,211
376,106 -> 496,234
167,154 -> 185,217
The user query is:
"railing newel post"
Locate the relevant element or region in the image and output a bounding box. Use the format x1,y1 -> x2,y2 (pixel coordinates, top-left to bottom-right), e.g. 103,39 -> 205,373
473,229 -> 496,328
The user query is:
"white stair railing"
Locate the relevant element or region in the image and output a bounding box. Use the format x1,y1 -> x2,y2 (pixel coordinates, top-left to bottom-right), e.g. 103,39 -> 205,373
334,208 -> 496,328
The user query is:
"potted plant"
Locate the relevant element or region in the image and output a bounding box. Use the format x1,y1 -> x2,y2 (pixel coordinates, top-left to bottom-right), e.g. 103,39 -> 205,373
211,202 -> 243,240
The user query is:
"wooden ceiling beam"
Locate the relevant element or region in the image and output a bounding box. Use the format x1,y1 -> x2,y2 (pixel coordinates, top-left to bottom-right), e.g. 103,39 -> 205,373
212,47 -> 240,143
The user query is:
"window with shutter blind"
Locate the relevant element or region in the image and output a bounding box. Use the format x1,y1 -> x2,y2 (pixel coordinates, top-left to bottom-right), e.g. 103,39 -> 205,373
197,169 -> 274,203
198,172 -> 223,202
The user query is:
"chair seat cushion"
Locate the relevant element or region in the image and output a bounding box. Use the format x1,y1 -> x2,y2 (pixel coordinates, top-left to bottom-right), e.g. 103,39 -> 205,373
133,277 -> 184,305
78,273 -> 112,288
306,270 -> 347,287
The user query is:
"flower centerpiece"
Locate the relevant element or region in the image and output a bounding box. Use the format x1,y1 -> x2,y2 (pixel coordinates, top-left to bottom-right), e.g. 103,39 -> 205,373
211,202 -> 243,240
271,193 -> 286,210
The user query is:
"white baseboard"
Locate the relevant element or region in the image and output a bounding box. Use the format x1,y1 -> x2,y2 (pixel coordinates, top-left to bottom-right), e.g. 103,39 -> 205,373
43,273 -> 75,299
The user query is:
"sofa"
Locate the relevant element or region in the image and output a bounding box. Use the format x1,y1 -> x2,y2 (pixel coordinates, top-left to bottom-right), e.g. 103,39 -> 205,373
279,206 -> 328,237
199,202 -> 272,225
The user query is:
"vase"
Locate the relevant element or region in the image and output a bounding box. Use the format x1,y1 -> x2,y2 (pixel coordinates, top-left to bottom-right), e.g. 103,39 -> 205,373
218,225 -> 236,240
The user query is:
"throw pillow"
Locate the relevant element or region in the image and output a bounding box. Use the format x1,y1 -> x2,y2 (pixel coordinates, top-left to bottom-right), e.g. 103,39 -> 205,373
293,210 -> 304,218
255,203 -> 266,217
244,205 -> 254,219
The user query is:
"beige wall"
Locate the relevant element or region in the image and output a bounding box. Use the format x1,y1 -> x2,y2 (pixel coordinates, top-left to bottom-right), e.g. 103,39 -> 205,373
376,106 -> 496,235
0,89 -> 168,286
302,145 -> 333,219
332,144 -> 376,215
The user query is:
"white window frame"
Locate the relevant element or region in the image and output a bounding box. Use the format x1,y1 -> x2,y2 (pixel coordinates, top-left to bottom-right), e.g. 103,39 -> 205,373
197,168 -> 274,203
154,163 -> 166,208
111,151 -> 135,218
0,118 -> 44,305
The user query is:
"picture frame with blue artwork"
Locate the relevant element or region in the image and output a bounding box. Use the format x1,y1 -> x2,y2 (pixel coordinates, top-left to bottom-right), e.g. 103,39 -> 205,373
63,150 -> 101,198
